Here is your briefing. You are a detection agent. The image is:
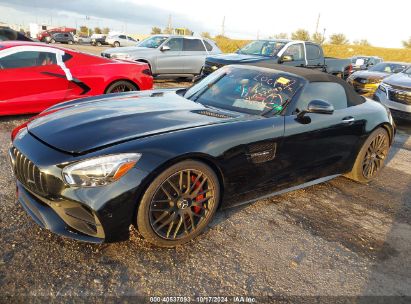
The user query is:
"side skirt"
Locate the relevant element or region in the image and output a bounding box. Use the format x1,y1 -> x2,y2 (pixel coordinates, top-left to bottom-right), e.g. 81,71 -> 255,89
224,174 -> 341,209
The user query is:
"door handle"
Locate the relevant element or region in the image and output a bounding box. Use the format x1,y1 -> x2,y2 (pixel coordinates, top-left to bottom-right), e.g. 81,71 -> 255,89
342,116 -> 355,123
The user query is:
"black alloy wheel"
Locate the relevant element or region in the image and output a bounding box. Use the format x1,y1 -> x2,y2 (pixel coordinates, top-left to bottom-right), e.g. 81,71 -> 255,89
137,160 -> 220,247
361,132 -> 389,179
105,81 -> 138,94
346,127 -> 390,183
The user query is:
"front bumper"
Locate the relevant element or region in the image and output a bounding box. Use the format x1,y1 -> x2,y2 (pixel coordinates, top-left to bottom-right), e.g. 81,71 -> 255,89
10,132 -> 149,243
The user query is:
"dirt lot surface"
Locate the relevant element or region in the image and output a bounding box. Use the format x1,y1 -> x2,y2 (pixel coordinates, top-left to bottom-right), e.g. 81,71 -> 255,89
0,45 -> 410,301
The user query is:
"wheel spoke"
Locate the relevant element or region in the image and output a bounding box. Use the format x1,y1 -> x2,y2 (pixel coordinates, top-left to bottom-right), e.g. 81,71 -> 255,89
179,171 -> 184,191
161,186 -> 173,200
186,170 -> 191,193
157,212 -> 176,230
173,216 -> 184,239
188,212 -> 196,231
152,211 -> 170,226
166,219 -> 175,238
189,173 -> 203,193
190,177 -> 208,197
167,179 -> 181,196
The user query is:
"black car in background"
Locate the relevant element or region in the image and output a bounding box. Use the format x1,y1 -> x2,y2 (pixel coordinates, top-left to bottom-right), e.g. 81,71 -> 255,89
48,32 -> 75,44
91,35 -> 109,46
200,40 -> 352,80
9,64 -> 394,247
0,27 -> 32,42
347,62 -> 409,96
351,56 -> 383,72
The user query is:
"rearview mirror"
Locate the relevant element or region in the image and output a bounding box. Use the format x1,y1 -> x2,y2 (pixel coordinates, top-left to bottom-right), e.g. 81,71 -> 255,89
280,55 -> 294,63
160,45 -> 170,52
297,100 -> 334,121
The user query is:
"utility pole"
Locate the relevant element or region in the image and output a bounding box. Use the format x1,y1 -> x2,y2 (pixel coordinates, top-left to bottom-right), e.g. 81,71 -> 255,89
315,13 -> 320,34
167,14 -> 172,34
221,16 -> 225,37
257,30 -> 259,40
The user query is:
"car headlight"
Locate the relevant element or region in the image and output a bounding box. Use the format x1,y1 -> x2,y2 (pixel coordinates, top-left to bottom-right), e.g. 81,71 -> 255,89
111,53 -> 131,60
62,153 -> 141,187
379,83 -> 391,93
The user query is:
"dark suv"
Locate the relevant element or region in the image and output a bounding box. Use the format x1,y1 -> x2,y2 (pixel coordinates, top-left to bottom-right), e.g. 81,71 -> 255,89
48,32 -> 74,44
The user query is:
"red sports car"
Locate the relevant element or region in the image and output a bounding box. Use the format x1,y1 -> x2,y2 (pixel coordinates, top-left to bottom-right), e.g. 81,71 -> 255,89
0,41 -> 153,115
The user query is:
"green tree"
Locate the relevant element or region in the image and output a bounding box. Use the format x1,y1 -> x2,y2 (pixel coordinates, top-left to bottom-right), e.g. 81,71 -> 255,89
201,32 -> 211,39
402,37 -> 411,48
329,33 -> 349,45
79,26 -> 90,35
102,27 -> 110,35
353,39 -> 371,46
291,29 -> 310,41
311,32 -> 325,44
151,27 -> 162,34
94,27 -> 102,34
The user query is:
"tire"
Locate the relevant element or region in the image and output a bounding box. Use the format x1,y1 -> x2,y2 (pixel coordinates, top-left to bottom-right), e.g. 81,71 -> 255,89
50,39 -> 56,44
105,80 -> 138,93
137,160 -> 220,247
113,41 -> 120,47
96,41 -> 102,47
345,127 -> 390,183
68,40 -> 73,45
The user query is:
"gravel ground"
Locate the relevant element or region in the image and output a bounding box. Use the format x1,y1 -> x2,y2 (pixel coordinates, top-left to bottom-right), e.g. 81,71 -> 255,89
0,45 -> 410,301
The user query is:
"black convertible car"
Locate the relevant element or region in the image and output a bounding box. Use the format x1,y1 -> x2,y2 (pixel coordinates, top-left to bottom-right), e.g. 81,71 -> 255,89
9,64 -> 395,247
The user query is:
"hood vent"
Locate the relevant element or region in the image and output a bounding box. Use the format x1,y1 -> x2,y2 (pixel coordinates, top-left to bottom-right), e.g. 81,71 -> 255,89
195,110 -> 234,119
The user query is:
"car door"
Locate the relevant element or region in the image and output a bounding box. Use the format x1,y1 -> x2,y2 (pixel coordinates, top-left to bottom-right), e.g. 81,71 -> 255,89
181,38 -> 208,74
280,43 -> 306,68
0,50 -> 70,114
117,35 -> 127,46
155,37 -> 185,74
305,43 -> 324,71
281,82 -> 365,183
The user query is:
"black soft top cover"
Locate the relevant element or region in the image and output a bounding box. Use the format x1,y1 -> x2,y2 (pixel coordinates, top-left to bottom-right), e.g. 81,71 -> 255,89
242,62 -> 365,106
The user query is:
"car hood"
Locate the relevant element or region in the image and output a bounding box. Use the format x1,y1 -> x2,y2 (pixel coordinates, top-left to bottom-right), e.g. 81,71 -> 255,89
103,46 -> 154,54
383,73 -> 411,88
206,53 -> 272,64
351,70 -> 390,80
27,91 -> 243,154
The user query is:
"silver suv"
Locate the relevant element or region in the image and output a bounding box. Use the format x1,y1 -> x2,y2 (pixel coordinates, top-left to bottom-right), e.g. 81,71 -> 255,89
101,35 -> 221,77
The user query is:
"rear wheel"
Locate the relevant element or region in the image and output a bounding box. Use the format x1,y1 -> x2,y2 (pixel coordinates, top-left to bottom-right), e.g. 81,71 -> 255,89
68,40 -> 73,45
105,81 -> 138,94
346,127 -> 390,183
137,160 -> 220,247
113,41 -> 120,47
50,39 -> 56,44
96,41 -> 102,47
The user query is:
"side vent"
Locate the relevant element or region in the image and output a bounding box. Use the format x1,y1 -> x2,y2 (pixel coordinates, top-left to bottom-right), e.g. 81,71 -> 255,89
195,110 -> 234,119
247,141 -> 277,164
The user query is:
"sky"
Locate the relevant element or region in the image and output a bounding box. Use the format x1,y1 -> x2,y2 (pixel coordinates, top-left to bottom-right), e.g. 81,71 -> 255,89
0,0 -> 409,48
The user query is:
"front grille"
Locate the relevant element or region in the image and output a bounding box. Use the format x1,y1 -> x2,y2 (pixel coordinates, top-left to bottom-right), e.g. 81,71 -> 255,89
203,61 -> 225,75
10,147 -> 48,196
388,89 -> 411,105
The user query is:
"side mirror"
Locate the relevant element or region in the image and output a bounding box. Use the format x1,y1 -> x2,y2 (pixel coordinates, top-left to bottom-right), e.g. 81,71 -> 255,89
280,55 -> 294,63
160,45 -> 170,52
297,100 -> 334,120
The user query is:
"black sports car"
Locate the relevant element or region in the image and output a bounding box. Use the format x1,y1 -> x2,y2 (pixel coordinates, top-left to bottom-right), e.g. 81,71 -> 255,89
9,64 -> 395,247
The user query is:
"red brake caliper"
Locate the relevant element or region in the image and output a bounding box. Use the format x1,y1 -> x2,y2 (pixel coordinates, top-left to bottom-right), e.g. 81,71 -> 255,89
191,175 -> 204,214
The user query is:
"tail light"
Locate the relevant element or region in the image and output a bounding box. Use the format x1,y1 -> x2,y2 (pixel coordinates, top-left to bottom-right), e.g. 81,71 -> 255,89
142,68 -> 152,76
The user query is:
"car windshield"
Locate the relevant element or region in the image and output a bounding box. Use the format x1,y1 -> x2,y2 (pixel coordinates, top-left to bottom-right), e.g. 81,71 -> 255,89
237,40 -> 287,57
403,67 -> 411,75
184,66 -> 304,115
351,57 -> 370,65
369,63 -> 407,73
138,36 -> 168,48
